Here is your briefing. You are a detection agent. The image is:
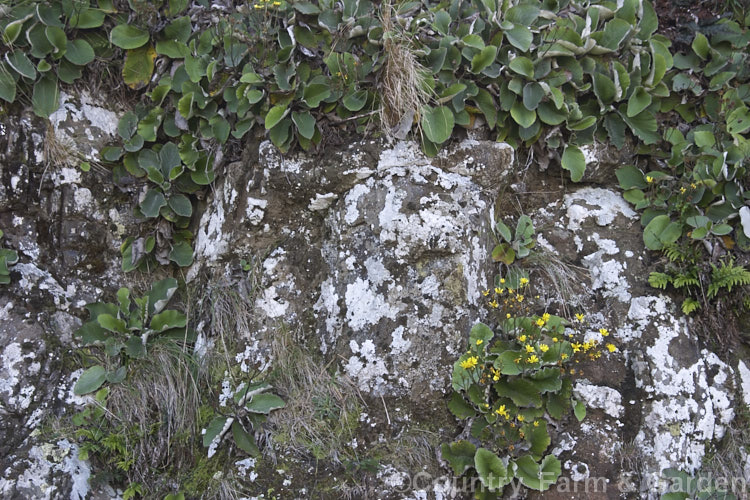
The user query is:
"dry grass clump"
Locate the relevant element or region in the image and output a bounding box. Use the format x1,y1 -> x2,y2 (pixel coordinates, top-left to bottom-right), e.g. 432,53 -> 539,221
267,325 -> 366,465
105,341 -> 203,484
378,1 -> 431,140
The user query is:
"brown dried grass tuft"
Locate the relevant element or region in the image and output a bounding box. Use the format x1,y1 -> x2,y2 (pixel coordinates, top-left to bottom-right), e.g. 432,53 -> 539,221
378,1 -> 431,140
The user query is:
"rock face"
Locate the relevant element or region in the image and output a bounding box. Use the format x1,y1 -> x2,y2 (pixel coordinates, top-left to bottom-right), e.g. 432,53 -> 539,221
1,92 -> 749,499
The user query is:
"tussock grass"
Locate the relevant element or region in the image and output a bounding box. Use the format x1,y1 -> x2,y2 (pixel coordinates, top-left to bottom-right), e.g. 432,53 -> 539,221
378,1 -> 431,141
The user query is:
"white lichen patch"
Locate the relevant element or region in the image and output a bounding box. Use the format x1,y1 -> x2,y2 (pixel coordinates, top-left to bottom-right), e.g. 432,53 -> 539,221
739,360 -> 750,407
192,181 -> 231,265
629,296 -> 735,479
345,340 -> 389,393
245,197 -> 267,225
573,382 -> 624,418
14,263 -> 75,310
564,187 -> 636,231
308,193 -> 338,212
344,278 -> 398,330
0,342 -> 39,411
255,286 -> 288,318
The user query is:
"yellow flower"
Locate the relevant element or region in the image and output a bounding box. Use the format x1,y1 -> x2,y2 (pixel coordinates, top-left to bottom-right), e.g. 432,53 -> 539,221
525,345 -> 535,353
552,337 -> 558,343
527,354 -> 539,363
572,343 -> 582,353
680,187 -> 686,194
499,278 -> 506,284
691,183 -> 697,189
495,405 -> 509,418
520,277 -> 529,286
494,287 -> 502,294
514,357 -> 522,364
599,328 -> 609,336
482,289 -> 490,296
253,3 -> 263,8
476,339 -> 483,345
517,415 -> 525,422
542,313 -> 551,322
536,318 -> 545,327
460,356 -> 478,370
518,334 -> 527,343
561,353 -> 568,360
533,420 -> 540,427
575,313 -> 584,322
539,344 -> 550,353
489,300 -> 499,308
506,313 -> 512,319
606,343 -> 617,353
646,175 -> 654,183
517,295 -> 524,302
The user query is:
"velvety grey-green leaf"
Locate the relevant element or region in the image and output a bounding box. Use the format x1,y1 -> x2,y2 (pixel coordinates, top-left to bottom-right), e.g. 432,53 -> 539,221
508,56 -> 534,79
292,111 -> 316,140
561,145 -> 586,182
32,74 -> 59,118
202,416 -> 228,447
169,241 -> 194,267
475,448 -> 511,490
148,278 -> 178,315
0,64 -> 17,103
74,365 -> 107,395
510,101 -> 536,128
168,194 -> 192,217
246,393 -> 286,414
6,50 -> 36,79
110,24 -> 150,49
64,39 -> 95,65
421,106 -> 454,144
140,189 -> 167,218
150,309 -> 187,332
232,421 -> 260,456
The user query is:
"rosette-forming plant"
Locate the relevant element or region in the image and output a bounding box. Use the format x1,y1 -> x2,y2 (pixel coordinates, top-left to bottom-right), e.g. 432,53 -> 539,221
444,278 -> 617,496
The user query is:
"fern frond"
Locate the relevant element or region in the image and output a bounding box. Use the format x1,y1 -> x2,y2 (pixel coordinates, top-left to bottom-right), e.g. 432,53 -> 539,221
681,298 -> 701,315
672,272 -> 700,289
648,272 -> 671,290
707,259 -> 750,299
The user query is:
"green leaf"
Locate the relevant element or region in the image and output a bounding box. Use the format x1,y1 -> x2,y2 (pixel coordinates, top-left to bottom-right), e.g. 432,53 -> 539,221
292,111 -> 316,140
616,165 -> 647,190
621,108 -> 659,144
643,215 -> 682,250
693,130 -> 715,148
537,101 -> 566,125
265,104 -> 288,130
246,393 -> 285,414
110,24 -> 150,49
574,400 -> 586,421
593,72 -> 615,104
529,367 -> 561,393
473,89 -> 497,129
494,378 -> 542,407
69,8 -> 106,29
475,448 -> 512,490
522,82 -> 544,111
421,106 -> 454,144
525,420 -> 550,457
491,243 -> 515,265
505,4 -> 539,25
232,421 -> 260,456
150,309 -> 187,332
514,454 -> 561,491
97,313 -> 127,333
495,220 -> 512,242
122,44 -> 155,89
627,87 -> 652,117
343,89 -> 368,112
44,26 -> 67,55
448,392 -> 476,419
508,56 -> 534,79
692,33 -> 710,60
470,45 -> 497,74
0,64 -> 17,103
64,39 -> 95,66
140,189 -> 167,218
727,106 -> 750,135
169,241 -> 194,267
599,18 -> 631,50
148,278 -> 178,315
303,83 -> 330,107
506,24 -> 532,52
202,416 -> 228,447
561,145 -> 586,182
74,365 -> 107,395
168,194 -> 192,217
32,74 -> 59,118
3,17 -> 28,45
6,50 -> 36,79
510,101 -> 536,128
441,441 -> 476,476
470,322 -> 494,346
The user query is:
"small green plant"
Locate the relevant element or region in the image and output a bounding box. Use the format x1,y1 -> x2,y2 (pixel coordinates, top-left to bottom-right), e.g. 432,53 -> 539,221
647,258 -> 750,314
443,280 -> 617,495
660,467 -> 736,500
73,277 -> 192,395
202,380 -> 285,458
0,229 -> 18,285
492,215 -> 535,266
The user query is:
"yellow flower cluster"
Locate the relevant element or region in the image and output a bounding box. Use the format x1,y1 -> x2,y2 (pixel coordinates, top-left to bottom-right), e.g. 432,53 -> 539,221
253,0 -> 282,8
460,356 -> 478,370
